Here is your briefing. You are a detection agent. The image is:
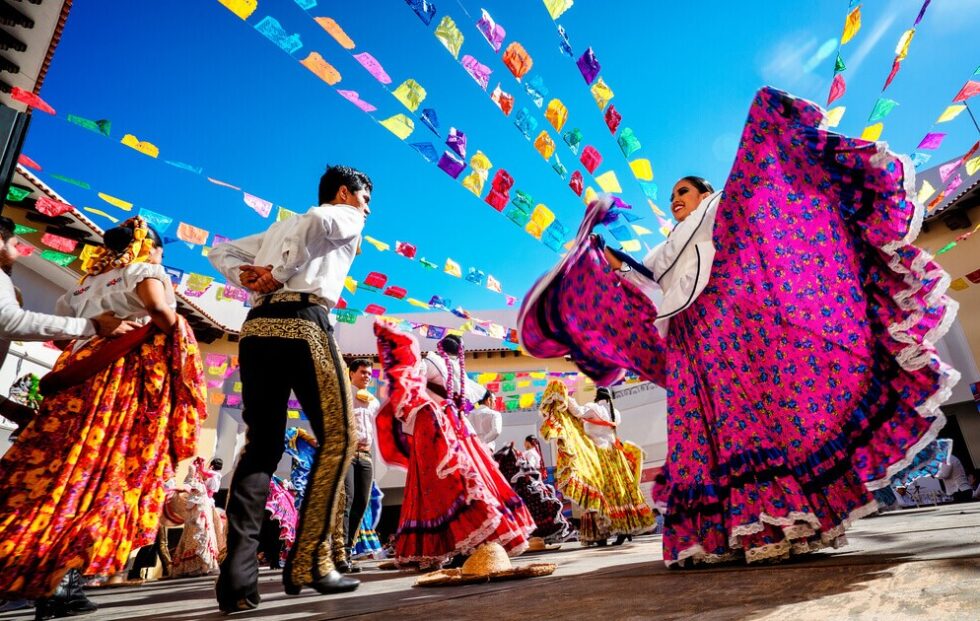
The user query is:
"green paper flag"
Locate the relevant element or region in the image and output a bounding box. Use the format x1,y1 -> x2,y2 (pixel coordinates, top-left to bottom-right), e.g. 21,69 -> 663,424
419,258 -> 438,270
6,186 -> 31,202
49,174 -> 92,190
13,223 -> 37,235
334,309 -> 361,324
834,53 -> 846,74
66,114 -> 111,137
935,242 -> 957,256
502,381 -> 517,392
618,127 -> 641,157
868,98 -> 899,123
40,249 -> 76,266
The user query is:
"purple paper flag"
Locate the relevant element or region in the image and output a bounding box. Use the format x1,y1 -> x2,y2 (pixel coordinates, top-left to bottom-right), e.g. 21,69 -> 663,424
461,55 -> 492,90
337,90 -> 376,112
945,173 -> 963,195
353,52 -> 391,84
939,159 -> 963,183
917,132 -> 946,150
576,48 -> 600,85
437,151 -> 466,178
447,127 -> 467,158
477,9 -> 506,52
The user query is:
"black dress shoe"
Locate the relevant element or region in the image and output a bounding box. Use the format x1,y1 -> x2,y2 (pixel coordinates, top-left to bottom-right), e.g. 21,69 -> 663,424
34,570 -> 98,620
283,570 -> 360,596
335,560 -> 362,574
612,534 -> 632,546
215,575 -> 260,614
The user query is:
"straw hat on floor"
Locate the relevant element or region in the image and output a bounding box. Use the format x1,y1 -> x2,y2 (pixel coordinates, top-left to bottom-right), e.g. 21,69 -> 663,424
414,543 -> 556,587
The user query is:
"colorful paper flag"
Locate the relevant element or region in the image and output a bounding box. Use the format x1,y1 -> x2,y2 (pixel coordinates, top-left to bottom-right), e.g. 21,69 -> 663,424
868,98 -> 898,123
916,180 -> 936,204
66,114 -> 111,137
827,73 -> 846,105
444,258 -> 462,277
314,17 -> 355,49
300,52 -> 341,85
243,192 -> 273,218
353,52 -> 391,84
363,236 -> 390,252
543,0 -> 574,20
83,207 -> 118,223
337,90 -> 376,113
35,196 -> 73,217
393,79 -> 427,112
177,222 -> 209,245
380,114 -> 414,140
952,80 -> 980,103
860,123 -> 883,141
41,233 -> 77,253
841,6 -> 861,44
590,78 -> 614,110
824,106 -> 846,128
255,16 -> 303,54
917,132 -> 946,150
98,192 -> 133,211
502,42 -> 533,80
217,0 -> 257,20
434,15 -> 464,58
39,249 -> 75,266
595,170 -> 622,193
630,159 -> 653,181
476,9 -> 506,52
937,104 -> 966,123
120,134 -> 160,158
10,87 -> 55,114
462,55 -> 492,90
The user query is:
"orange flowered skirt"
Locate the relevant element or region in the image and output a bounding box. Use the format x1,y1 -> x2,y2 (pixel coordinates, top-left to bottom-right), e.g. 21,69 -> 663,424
0,316 -> 207,598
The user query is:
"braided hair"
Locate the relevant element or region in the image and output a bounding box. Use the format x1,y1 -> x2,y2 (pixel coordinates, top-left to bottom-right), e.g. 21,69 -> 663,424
81,216 -> 161,283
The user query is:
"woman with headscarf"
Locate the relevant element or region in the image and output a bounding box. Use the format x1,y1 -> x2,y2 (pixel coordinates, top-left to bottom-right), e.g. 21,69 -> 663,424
0,217 -> 207,616
520,87 -> 959,566
374,323 -> 535,568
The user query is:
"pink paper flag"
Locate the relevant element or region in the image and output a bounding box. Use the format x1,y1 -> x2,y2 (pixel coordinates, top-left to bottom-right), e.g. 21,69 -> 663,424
917,132 -> 946,150
952,80 -> 980,103
827,73 -> 846,105
505,295 -> 517,306
353,52 -> 391,84
945,173 -> 963,195
35,196 -> 73,217
883,59 -> 901,91
17,154 -> 40,170
41,232 -> 77,253
337,89 -> 377,112
939,159 -> 962,183
10,87 -> 55,114
243,192 -> 273,217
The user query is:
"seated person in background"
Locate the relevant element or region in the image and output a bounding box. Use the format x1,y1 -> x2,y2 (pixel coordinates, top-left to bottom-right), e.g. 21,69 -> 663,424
937,454 -> 974,503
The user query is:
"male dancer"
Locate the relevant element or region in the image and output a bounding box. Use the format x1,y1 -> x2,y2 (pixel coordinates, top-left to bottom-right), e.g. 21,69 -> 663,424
210,165 -> 371,612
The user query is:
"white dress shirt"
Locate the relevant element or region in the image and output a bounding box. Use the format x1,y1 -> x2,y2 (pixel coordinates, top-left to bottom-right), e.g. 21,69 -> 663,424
208,204 -> 365,308
0,269 -> 94,365
523,448 -> 542,471
469,404 -> 502,450
937,455 -> 972,494
620,192 -> 721,336
353,389 -> 380,453
567,397 -> 617,449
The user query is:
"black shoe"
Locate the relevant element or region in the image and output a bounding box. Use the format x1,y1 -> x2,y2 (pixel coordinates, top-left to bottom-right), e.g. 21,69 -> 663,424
34,570 -> 98,620
64,570 -> 98,615
215,575 -> 260,614
335,560 -> 362,574
594,539 -> 609,547
612,534 -> 632,546
283,570 -> 359,596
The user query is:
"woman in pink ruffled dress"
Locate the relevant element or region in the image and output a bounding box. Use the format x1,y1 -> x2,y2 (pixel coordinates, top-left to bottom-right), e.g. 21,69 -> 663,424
519,87 -> 959,566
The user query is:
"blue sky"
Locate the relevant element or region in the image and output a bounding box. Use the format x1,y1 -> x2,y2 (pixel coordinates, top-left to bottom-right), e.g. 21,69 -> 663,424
23,0 -> 980,317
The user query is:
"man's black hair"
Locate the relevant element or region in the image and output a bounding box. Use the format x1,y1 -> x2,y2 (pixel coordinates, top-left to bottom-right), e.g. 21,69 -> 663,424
318,165 -> 373,205
0,217 -> 15,242
349,358 -> 373,373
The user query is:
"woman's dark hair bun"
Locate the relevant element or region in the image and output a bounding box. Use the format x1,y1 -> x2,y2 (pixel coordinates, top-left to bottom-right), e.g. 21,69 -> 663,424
103,226 -> 135,253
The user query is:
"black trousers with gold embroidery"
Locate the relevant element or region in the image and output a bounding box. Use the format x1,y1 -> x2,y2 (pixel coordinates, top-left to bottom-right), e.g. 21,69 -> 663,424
219,301 -> 355,594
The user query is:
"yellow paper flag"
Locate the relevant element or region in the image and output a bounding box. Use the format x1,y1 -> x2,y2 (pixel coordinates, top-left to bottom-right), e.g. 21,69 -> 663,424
824,106 -> 846,128
590,77 -> 614,110
841,6 -> 861,44
620,240 -> 642,252
315,17 -> 355,49
544,99 -> 568,132
966,156 -> 980,176
631,224 -> 653,236
916,180 -> 936,204
895,29 -> 915,61
406,297 -> 431,309
301,52 -> 341,86
533,131 -> 556,159
287,409 -> 301,419
647,199 -> 666,217
276,206 -> 297,222
629,158 -> 653,181
543,0 -> 574,20
83,207 -> 118,223
218,0 -> 256,20
344,276 -> 358,294
595,170 -> 622,193
530,371 -> 547,380
583,186 -> 598,205
470,151 -> 492,172
363,236 -> 390,252
444,258 -> 462,277
121,134 -> 159,158
518,393 -> 536,409
936,105 -> 966,123
950,278 -> 970,292
98,192 -> 133,211
79,243 -> 100,264
380,114 -> 414,140
462,171 -> 486,196
860,123 -> 883,141
392,79 -> 427,112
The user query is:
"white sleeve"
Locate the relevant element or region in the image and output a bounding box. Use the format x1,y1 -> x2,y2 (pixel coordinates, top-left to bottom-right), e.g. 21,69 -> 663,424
463,376 -> 488,405
271,207 -> 365,284
566,396 -> 588,419
487,410 -> 502,443
208,232 -> 265,286
128,264 -> 176,306
0,274 -> 94,341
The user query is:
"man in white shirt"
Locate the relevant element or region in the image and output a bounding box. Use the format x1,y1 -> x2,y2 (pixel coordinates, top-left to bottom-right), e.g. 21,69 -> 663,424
0,216 -> 132,365
469,390 -> 502,451
333,359 -> 379,573
210,166 -> 371,612
937,453 -> 974,503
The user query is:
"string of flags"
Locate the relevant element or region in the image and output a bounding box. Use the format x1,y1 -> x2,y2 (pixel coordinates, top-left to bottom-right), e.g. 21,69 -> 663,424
214,0 -> 572,254
859,0 -> 932,142
824,0 -> 863,127
532,0 -> 673,236
909,65 -> 980,182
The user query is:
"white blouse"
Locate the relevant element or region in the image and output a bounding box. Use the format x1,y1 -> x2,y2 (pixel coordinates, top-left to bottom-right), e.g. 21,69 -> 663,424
567,397 -> 617,449
620,191 -> 722,336
56,263 -> 176,323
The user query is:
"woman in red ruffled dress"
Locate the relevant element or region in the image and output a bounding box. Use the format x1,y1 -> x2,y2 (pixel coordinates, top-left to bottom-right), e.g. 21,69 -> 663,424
374,322 -> 535,568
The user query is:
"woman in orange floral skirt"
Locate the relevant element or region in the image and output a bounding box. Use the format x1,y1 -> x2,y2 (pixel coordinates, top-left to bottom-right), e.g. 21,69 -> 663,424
0,217 -> 207,619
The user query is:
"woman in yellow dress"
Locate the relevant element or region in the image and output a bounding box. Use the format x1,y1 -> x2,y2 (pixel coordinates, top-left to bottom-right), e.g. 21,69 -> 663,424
539,381 -> 653,545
